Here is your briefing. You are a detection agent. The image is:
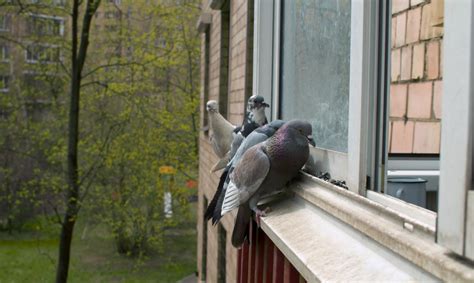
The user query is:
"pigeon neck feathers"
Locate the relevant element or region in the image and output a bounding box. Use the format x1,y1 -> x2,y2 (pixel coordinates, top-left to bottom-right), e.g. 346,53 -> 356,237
264,124 -> 310,169
240,108 -> 267,137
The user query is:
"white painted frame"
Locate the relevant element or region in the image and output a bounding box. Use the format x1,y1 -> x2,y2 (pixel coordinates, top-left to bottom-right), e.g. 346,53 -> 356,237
271,0 -> 281,121
252,0 -> 274,120
28,13 -> 65,36
347,0 -> 377,194
437,0 -> 474,260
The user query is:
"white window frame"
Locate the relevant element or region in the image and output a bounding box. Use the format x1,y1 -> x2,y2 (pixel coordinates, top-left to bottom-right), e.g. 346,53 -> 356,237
0,75 -> 9,92
437,0 -> 474,260
0,44 -> 9,62
28,14 -> 65,36
254,0 -> 474,260
0,14 -> 10,31
252,0 -> 274,119
25,43 -> 61,64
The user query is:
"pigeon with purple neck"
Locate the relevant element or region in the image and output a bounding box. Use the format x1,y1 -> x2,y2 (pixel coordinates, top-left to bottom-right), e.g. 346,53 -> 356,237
204,120 -> 286,225
220,119 -> 315,248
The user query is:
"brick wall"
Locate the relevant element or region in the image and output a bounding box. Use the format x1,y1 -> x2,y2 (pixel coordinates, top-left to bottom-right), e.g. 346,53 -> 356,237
389,0 -> 443,154
197,0 -> 254,282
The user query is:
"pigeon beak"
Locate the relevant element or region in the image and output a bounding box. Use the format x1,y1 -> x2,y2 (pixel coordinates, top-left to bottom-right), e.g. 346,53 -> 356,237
307,135 -> 316,147
262,102 -> 270,108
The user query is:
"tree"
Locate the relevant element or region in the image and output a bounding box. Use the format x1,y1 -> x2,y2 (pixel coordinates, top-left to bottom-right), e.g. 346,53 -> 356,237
56,1 -> 101,282
80,0 -> 201,257
0,0 -> 200,281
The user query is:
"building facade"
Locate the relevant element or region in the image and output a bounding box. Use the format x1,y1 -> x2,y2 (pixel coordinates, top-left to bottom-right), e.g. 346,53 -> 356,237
197,0 -> 473,282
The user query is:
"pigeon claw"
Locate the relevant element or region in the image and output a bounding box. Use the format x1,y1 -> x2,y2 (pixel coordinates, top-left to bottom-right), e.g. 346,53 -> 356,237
255,207 -> 270,228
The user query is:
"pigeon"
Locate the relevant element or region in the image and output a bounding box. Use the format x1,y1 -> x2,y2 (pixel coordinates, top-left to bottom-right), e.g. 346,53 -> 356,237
206,100 -> 235,164
236,95 -> 269,137
210,95 -> 269,172
220,119 -> 316,247
204,120 -> 286,225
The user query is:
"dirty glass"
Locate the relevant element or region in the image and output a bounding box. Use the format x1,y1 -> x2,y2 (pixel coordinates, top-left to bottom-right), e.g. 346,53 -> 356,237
280,0 -> 351,152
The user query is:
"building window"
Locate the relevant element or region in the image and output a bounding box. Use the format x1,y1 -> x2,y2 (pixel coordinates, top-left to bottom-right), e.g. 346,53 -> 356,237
200,197 -> 208,281
53,0 -> 66,6
28,15 -> 64,36
218,1 -> 230,118
26,45 -> 61,63
31,0 -> 65,3
0,15 -> 11,31
279,0 -> 351,153
104,24 -> 118,32
0,75 -> 10,92
371,0 -> 444,212
1,44 -> 9,62
252,0 -> 473,265
217,223 -> 226,283
203,28 -> 211,133
105,11 -> 121,19
22,72 -> 64,100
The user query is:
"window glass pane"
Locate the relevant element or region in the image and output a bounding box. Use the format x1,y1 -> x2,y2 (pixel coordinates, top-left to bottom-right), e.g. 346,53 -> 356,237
280,0 -> 351,152
382,0 -> 443,212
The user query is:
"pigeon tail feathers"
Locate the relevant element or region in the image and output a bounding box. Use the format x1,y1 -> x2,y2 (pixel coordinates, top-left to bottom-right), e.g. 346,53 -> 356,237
210,156 -> 229,173
211,167 -> 232,224
232,204 -> 252,248
204,168 -> 228,221
220,180 -> 240,216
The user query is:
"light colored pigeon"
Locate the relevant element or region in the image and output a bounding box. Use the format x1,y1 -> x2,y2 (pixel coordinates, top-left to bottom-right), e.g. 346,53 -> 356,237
220,119 -> 315,247
210,95 -> 269,172
206,100 -> 235,166
204,120 -> 286,224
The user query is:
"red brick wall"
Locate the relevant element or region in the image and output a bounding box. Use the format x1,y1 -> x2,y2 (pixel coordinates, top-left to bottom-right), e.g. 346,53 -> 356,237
197,0 -> 254,282
389,0 -> 443,154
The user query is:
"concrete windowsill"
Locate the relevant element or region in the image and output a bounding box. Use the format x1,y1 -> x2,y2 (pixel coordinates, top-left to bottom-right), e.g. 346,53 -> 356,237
259,172 -> 474,282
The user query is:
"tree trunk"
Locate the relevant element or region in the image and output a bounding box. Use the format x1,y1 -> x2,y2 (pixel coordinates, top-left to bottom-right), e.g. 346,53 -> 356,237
55,1 -> 100,282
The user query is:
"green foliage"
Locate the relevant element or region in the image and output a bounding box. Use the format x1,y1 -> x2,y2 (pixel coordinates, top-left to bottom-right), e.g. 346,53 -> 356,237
0,212 -> 197,282
0,0 -> 200,258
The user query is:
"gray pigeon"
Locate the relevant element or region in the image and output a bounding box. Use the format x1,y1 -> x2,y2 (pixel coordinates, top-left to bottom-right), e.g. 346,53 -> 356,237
220,119 -> 315,247
204,120 -> 286,224
206,100 -> 235,170
211,95 -> 269,172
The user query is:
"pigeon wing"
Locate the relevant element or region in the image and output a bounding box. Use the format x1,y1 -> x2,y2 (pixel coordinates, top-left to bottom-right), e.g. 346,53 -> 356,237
220,144 -> 269,216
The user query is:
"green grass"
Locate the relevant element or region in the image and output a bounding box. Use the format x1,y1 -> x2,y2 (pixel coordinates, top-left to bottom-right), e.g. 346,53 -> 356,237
0,207 -> 197,283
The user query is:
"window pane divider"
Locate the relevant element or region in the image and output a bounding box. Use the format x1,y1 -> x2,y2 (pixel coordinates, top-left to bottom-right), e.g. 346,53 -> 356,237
347,0 -> 377,194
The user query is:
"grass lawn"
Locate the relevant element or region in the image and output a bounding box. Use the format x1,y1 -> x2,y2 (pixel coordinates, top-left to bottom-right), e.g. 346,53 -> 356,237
0,205 -> 197,283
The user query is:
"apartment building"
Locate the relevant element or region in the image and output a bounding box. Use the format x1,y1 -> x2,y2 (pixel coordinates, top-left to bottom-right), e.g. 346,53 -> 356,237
0,5 -> 64,97
197,0 -> 473,282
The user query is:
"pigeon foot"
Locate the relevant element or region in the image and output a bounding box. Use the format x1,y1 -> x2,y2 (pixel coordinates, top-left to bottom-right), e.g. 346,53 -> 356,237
255,207 -> 271,228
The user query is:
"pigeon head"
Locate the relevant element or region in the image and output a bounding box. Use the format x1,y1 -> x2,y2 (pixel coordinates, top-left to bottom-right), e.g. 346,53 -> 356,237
246,95 -> 269,126
206,100 -> 219,113
286,120 -> 316,147
247,95 -> 269,111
